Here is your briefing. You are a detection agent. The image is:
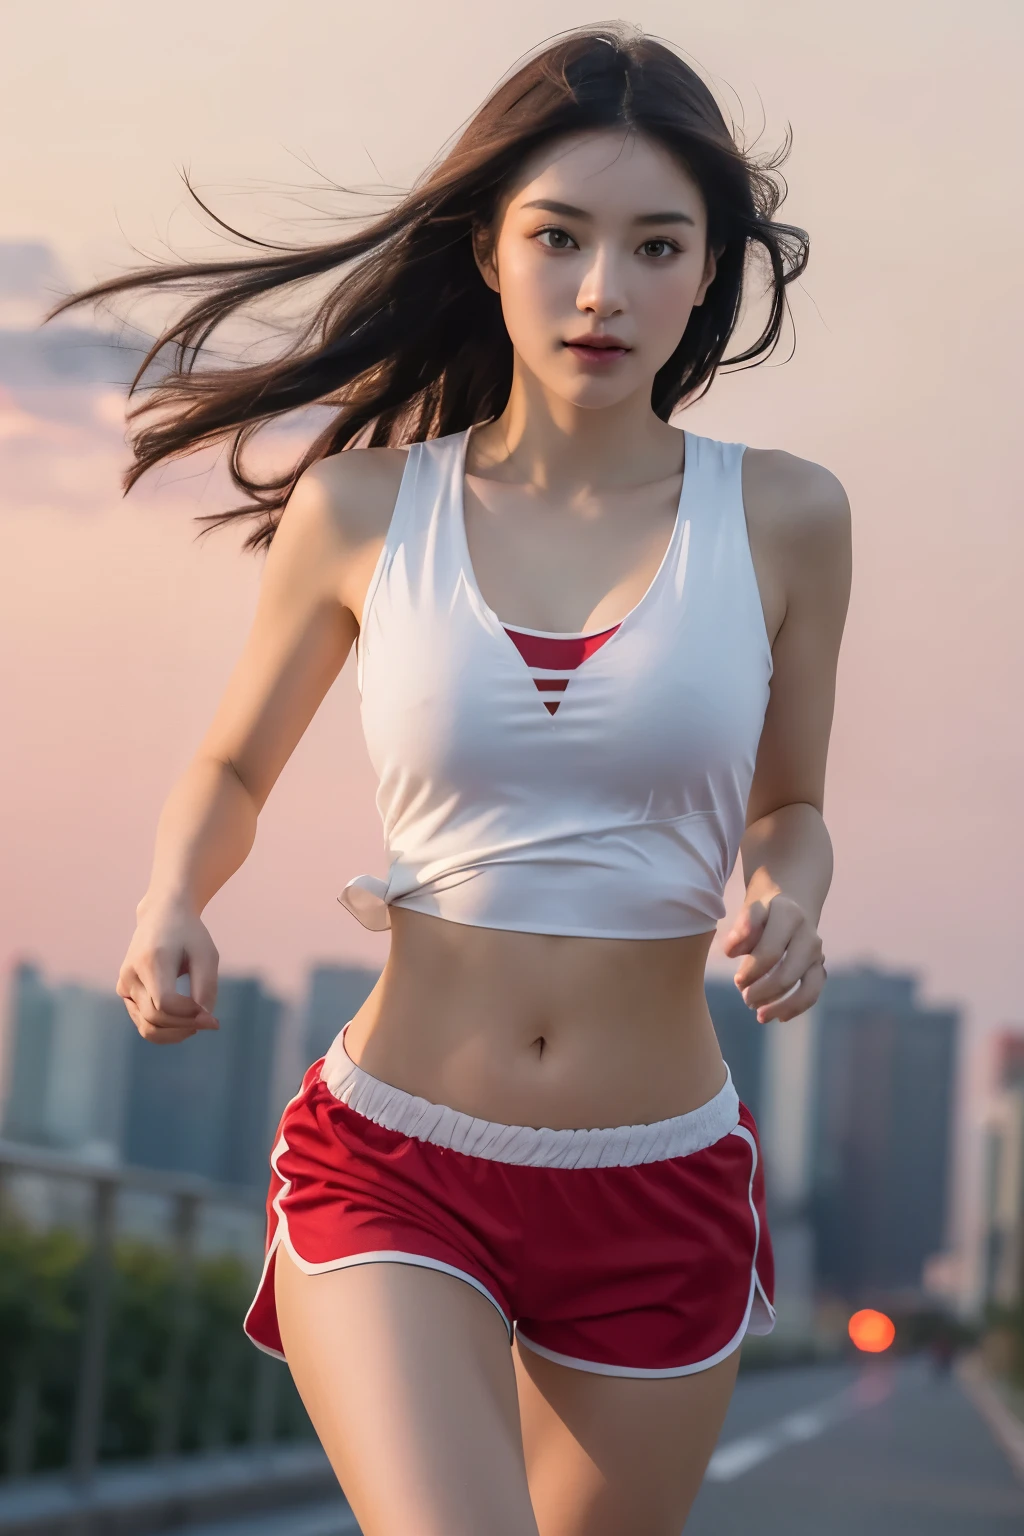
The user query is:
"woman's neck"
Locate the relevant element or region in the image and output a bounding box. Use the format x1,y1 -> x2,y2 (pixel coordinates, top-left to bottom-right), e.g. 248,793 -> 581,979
472,366 -> 684,494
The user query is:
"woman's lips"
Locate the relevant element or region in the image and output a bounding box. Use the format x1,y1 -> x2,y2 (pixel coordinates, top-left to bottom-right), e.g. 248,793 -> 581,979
563,339 -> 630,365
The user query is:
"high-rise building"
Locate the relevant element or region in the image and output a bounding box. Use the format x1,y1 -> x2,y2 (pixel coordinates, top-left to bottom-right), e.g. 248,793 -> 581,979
123,975 -> 282,1189
1,961 -> 57,1143
45,984 -> 130,1160
706,973 -> 820,1340
810,965 -> 959,1302
996,1033 -> 1024,1092
979,1029 -> 1024,1310
705,977 -> 765,1125
1,963 -> 128,1160
302,964 -> 380,1065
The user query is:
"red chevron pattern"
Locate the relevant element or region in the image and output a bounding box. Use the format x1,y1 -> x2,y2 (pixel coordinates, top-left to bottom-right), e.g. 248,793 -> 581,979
504,625 -> 621,714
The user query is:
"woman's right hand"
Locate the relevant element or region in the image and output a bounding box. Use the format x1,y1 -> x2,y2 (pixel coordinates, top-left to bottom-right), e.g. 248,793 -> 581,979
116,899 -> 220,1045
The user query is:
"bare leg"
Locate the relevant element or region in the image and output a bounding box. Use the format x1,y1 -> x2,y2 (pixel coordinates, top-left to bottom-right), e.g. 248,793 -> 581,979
514,1337 -> 740,1535
274,1245 -> 540,1536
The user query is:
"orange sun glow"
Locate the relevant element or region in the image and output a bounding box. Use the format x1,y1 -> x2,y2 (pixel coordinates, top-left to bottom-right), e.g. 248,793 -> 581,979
848,1309 -> 896,1353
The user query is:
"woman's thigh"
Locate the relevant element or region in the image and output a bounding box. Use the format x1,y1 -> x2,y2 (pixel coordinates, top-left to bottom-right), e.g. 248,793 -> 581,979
513,1338 -> 740,1536
274,1246 -> 540,1536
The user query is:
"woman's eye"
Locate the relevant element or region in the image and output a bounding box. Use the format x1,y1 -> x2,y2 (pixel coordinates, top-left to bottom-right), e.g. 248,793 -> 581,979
639,239 -> 678,258
536,228 -> 577,251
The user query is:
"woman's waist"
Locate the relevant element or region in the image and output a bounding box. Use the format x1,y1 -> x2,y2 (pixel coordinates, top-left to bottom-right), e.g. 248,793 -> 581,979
344,812 -> 733,938
318,1020 -> 741,1167
341,915 -> 728,1128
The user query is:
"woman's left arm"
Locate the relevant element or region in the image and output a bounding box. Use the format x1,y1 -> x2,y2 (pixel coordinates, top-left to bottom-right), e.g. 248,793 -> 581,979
722,455 -> 853,1023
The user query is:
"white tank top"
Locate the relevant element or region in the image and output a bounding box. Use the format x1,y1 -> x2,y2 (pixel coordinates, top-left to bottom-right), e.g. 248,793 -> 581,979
339,426 -> 772,939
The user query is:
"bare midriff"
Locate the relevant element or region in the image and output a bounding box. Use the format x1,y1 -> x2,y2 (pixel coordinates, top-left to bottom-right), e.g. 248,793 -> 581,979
342,909 -> 728,1130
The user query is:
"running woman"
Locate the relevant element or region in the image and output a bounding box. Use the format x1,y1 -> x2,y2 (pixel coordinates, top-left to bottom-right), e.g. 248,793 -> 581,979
62,26 -> 850,1536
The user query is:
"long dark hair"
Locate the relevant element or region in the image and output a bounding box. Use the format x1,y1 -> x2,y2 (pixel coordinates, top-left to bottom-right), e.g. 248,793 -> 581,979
51,24 -> 808,551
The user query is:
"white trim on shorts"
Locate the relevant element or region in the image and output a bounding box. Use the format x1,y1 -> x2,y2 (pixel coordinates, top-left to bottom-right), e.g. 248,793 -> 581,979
515,1124 -> 776,1378
242,1091 -> 514,1362
244,1040 -> 772,1376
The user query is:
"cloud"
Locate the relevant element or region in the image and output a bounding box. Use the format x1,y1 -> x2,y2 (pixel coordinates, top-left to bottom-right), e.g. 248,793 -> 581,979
0,382 -> 132,511
93,390 -> 130,429
0,242 -> 68,296
0,240 -> 153,381
0,241 -> 72,328
0,325 -> 146,387
0,387 -> 48,441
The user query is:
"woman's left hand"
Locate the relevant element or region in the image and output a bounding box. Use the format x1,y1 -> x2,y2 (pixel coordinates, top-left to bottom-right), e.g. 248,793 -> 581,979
721,893 -> 826,1023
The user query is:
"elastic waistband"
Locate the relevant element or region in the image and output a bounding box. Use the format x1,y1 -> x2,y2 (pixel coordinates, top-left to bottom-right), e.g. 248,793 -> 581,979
318,1024 -> 740,1169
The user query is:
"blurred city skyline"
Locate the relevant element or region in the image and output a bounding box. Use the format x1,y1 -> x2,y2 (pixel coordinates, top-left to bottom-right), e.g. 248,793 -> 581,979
0,954 -> 976,1318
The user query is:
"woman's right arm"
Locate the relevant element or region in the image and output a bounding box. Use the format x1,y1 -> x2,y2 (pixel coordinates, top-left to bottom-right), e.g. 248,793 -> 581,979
117,448 -> 406,1044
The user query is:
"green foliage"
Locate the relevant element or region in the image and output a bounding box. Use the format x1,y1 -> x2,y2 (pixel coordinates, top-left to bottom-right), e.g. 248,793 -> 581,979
0,1217 -> 312,1476
986,1298 -> 1024,1386
0,1221 -> 86,1472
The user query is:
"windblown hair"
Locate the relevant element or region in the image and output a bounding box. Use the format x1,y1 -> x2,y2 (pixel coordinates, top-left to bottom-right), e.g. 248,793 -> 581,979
51,24 -> 809,551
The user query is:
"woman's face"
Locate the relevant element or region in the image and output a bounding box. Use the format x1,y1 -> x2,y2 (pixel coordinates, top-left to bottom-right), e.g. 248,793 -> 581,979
476,129 -> 719,411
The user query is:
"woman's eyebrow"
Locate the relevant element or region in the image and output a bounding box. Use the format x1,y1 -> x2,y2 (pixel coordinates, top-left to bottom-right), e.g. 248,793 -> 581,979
521,198 -> 695,227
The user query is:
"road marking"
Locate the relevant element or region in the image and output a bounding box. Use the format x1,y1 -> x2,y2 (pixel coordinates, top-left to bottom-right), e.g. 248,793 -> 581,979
705,1367 -> 896,1483
957,1354 -> 1024,1485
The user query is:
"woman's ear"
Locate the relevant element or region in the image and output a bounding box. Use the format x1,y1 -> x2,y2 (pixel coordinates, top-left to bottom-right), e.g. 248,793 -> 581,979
693,243 -> 724,308
472,224 -> 500,294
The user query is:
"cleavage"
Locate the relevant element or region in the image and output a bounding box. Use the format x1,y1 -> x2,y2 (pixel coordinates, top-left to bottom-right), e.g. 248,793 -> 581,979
463,479 -> 679,634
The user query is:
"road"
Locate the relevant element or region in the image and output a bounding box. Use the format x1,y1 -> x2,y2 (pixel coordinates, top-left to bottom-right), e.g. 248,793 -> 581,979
688,1357 -> 1024,1535
169,1357 -> 1024,1536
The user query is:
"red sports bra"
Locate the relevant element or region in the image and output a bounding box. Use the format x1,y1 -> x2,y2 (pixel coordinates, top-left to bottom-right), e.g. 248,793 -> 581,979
503,624 -> 621,715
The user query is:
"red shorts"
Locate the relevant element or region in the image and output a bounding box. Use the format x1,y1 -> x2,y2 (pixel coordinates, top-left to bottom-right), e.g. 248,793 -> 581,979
244,1027 -> 775,1377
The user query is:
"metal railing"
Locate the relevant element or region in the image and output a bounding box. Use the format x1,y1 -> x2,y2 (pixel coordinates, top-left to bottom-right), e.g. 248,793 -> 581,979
0,1138 -> 300,1489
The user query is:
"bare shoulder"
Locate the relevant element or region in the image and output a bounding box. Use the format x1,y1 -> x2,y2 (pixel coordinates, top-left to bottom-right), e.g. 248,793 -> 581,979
269,446 -> 408,624
739,447 -> 851,641
742,446 -> 851,561
274,442 -> 411,620
279,445 -> 409,553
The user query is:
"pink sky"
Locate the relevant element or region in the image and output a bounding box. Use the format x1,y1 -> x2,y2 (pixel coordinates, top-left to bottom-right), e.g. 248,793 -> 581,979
2,0 -> 1022,1055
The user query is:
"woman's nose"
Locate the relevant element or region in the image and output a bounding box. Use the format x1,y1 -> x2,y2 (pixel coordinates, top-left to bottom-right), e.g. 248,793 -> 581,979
575,248 -> 626,318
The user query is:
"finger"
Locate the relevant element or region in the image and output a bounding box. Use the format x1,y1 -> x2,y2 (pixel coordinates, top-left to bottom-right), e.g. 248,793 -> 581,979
187,945 -> 219,1022
733,900 -> 800,990
122,981 -> 197,1037
756,960 -> 827,1024
123,969 -> 217,1034
116,963 -> 140,1002
721,900 -> 770,958
166,977 -> 219,1029
743,930 -> 822,1009
145,946 -> 205,1022
122,993 -> 198,1045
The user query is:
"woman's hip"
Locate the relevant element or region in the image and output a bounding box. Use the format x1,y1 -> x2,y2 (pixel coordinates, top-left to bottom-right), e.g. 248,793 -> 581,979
243,1037 -> 776,1375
